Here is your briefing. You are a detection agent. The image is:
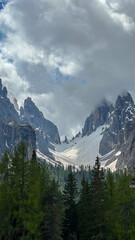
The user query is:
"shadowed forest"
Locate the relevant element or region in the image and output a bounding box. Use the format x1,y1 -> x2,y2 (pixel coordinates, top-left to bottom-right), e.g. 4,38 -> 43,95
0,142 -> 135,240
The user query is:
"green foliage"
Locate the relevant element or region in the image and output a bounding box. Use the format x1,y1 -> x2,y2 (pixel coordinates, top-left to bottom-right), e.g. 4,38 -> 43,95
78,177 -> 91,240
63,171 -> 78,240
1,145 -> 135,240
78,156 -> 106,240
0,142 -> 64,240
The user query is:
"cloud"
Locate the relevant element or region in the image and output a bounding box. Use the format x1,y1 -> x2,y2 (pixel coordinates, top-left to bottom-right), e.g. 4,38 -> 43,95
0,0 -> 135,137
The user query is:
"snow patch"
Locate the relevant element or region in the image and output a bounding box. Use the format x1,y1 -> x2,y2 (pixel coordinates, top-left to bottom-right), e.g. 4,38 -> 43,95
36,149 -> 77,169
115,151 -> 121,157
105,159 -> 118,172
53,126 -> 104,167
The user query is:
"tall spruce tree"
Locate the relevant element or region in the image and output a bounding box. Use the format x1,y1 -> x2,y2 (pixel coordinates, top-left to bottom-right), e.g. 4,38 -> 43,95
63,171 -> 78,240
112,171 -> 135,240
90,156 -> 105,240
25,150 -> 43,239
0,151 -> 12,239
104,170 -> 116,240
41,179 -> 64,240
78,176 -> 91,240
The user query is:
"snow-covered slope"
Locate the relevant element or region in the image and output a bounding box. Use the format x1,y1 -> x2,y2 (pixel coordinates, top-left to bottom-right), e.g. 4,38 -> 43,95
36,91 -> 135,171
49,126 -> 106,167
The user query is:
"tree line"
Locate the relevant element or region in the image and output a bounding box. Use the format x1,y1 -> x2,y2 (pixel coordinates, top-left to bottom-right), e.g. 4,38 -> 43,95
0,142 -> 135,239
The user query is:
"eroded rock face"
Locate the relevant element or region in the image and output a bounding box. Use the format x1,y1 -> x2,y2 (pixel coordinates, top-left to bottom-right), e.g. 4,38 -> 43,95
0,79 -> 20,123
99,92 -> 135,155
20,97 -> 60,154
82,101 -> 113,137
0,79 -> 36,159
82,92 -> 135,169
0,121 -> 36,159
0,79 -> 61,159
116,131 -> 135,169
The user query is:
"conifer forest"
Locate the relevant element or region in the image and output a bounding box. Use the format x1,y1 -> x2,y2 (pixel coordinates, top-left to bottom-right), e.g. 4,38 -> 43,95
0,142 -> 135,240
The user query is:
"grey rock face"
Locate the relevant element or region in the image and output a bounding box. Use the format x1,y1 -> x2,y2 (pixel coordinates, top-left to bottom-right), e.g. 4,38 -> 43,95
82,100 -> 113,137
116,130 -> 135,169
0,120 -> 36,160
0,79 -> 20,123
21,97 -> 60,154
82,92 -> 135,170
99,92 -> 135,155
0,79 -> 36,159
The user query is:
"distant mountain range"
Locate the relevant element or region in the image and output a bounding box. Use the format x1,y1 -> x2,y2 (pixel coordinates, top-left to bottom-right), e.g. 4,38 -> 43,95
0,79 -> 60,160
51,91 -> 135,171
1,78 -> 135,171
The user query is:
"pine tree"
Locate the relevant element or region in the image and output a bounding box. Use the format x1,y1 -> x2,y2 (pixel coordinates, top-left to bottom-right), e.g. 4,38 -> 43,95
25,150 -> 43,239
0,151 -> 11,239
0,142 -> 30,239
90,156 -> 105,240
104,170 -> 116,240
112,171 -> 135,240
78,176 -> 91,240
41,179 -> 64,240
63,171 -> 78,240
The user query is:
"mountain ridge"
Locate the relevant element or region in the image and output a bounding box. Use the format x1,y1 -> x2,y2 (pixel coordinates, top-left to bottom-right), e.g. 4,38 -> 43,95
1,78 -> 135,171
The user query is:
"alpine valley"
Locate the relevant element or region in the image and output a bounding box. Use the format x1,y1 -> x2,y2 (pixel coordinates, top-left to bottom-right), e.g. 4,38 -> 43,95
1,78 -> 135,171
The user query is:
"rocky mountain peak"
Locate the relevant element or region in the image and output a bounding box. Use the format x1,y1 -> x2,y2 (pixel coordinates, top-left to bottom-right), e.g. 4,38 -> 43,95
82,100 -> 112,137
0,79 -> 19,122
115,92 -> 134,109
24,97 -> 43,119
0,79 -> 7,98
0,79 -> 36,159
21,96 -> 60,155
8,91 -> 20,113
99,92 -> 135,156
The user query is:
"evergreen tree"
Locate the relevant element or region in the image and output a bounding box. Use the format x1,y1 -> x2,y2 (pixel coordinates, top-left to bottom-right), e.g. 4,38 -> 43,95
9,142 -> 28,239
63,171 -> 78,240
112,171 -> 135,240
90,156 -> 105,240
24,150 -> 43,239
41,179 -> 64,240
78,176 -> 91,240
104,170 -> 116,240
0,151 -> 11,239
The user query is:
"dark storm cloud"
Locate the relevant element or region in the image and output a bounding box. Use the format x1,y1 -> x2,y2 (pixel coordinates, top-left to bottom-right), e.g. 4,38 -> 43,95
0,0 -> 135,137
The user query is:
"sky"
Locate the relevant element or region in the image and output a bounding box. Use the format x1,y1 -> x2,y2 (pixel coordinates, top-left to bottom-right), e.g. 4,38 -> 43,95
0,0 -> 135,138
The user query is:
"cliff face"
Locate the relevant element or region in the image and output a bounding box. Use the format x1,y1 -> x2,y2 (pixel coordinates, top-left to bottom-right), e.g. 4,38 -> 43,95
82,101 -> 113,137
0,79 -> 36,159
0,79 -> 61,160
20,97 -> 60,155
99,92 -> 135,156
0,121 -> 36,159
82,92 -> 135,170
0,79 -> 20,123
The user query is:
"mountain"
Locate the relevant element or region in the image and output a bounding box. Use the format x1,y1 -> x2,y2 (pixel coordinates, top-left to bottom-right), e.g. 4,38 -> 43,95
49,92 -> 135,171
0,78 -> 61,161
20,97 -> 60,156
0,79 -> 36,158
0,79 -> 61,160
82,100 -> 113,137
1,77 -> 135,171
0,80 -> 20,122
99,92 -> 135,155
103,92 -> 135,170
8,91 -> 20,114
